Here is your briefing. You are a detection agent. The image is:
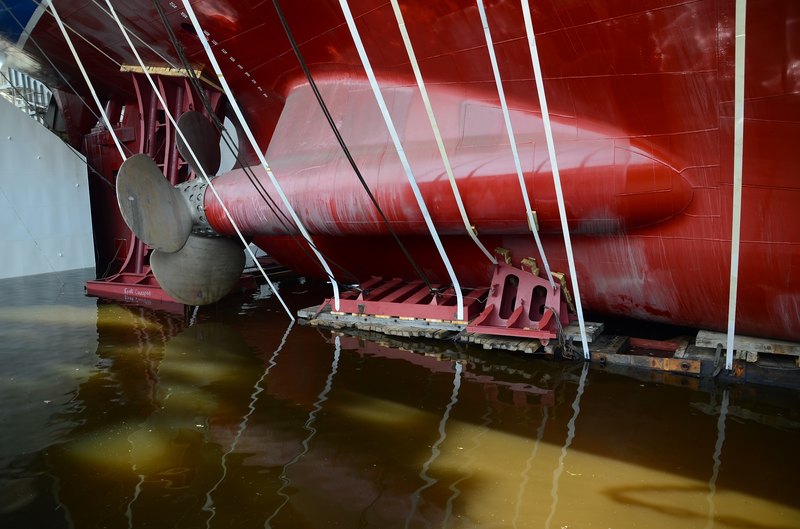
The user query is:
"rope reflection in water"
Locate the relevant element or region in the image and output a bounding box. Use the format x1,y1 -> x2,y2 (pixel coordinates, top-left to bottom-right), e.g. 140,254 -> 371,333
125,308 -> 171,529
545,362 -> 589,529
404,360 -> 463,529
705,389 -> 729,529
265,335 -> 342,528
442,405 -> 493,528
513,406 -> 550,529
203,321 -> 295,527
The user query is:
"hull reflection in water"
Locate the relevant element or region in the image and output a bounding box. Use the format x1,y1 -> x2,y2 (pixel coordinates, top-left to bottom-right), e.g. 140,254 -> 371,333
0,272 -> 799,528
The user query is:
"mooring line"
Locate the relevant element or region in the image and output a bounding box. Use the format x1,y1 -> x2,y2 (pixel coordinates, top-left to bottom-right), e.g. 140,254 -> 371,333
181,0 -> 341,311
725,0 -> 747,371
47,1 -> 126,160
270,0 -> 437,292
388,0 -> 497,265
103,0 -> 295,320
519,0 -> 589,358
339,0 -> 465,320
475,0 -> 555,290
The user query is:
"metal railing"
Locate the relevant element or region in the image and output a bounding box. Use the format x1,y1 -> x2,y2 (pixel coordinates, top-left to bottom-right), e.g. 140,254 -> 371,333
0,67 -> 52,124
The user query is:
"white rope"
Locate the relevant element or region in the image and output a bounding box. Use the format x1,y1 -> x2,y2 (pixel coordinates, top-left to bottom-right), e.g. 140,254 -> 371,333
388,0 -> 496,265
17,0 -> 48,50
339,0 -> 465,320
103,0 -> 295,321
181,0 -> 340,311
42,0 -> 123,68
476,0 -> 555,290
725,0 -> 747,371
520,1 -> 589,358
48,2 -> 126,160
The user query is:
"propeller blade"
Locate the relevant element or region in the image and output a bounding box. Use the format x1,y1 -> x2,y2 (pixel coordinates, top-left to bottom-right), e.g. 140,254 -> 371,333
176,111 -> 221,177
150,234 -> 245,305
116,153 -> 193,252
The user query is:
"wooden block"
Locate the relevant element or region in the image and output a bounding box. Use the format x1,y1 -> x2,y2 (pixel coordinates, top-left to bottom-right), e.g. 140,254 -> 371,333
591,335 -> 629,355
673,337 -> 691,358
297,305 -> 322,319
734,350 -> 759,363
563,321 -> 604,343
696,331 -> 800,357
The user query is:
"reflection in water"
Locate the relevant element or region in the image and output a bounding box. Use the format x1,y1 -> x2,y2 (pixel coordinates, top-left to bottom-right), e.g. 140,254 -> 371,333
124,305 -> 169,529
513,406 -> 548,529
442,405 -> 492,528
204,321 -> 295,528
404,361 -> 463,529
266,335 -> 342,528
545,362 -> 589,529
1,271 -> 800,529
124,322 -> 257,527
705,389 -> 729,529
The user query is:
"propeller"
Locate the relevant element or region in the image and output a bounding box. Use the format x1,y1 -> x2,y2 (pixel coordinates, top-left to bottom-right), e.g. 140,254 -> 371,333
115,112 -> 245,305
176,111 -> 221,177
150,235 -> 245,306
116,153 -> 193,252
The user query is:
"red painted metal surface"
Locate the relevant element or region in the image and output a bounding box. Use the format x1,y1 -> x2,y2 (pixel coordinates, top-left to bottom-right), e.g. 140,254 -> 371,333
320,277 -> 486,322
83,71 -> 226,303
85,265 -> 183,312
467,263 -> 567,341
334,334 -> 556,407
4,0 -> 798,339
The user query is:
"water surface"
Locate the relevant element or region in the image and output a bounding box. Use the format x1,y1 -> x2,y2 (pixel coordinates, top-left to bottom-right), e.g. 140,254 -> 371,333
1,270 -> 798,528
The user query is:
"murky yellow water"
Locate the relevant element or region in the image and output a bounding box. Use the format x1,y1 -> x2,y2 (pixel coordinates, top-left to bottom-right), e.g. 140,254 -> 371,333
1,270 -> 798,528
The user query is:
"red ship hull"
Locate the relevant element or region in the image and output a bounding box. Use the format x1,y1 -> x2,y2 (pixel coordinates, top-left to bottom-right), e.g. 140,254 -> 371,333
2,0 -> 798,340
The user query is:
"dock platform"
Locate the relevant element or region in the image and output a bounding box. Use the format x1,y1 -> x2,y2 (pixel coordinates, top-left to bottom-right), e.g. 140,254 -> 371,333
298,305 -> 800,389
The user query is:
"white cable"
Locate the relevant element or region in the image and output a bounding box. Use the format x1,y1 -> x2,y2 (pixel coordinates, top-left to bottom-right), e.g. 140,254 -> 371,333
104,0 -> 294,321
41,0 -> 123,68
725,0 -> 747,371
520,1 -> 589,358
476,0 -> 555,290
48,2 -> 126,160
181,1 -> 340,311
339,0 -> 465,320
389,0 -> 496,265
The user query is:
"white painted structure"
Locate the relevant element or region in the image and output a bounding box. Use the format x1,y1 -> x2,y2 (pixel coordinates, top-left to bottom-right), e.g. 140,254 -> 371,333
0,96 -> 94,279
0,66 -> 52,124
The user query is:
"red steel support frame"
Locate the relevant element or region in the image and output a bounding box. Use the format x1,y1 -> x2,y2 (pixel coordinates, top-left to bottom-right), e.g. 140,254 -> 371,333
85,74 -> 226,308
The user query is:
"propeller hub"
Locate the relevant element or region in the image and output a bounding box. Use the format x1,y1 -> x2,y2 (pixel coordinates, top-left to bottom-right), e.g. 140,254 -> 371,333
175,179 -> 217,237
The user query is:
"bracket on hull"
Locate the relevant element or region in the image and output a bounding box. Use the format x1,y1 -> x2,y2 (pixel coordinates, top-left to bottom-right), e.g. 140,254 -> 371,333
467,263 -> 570,343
